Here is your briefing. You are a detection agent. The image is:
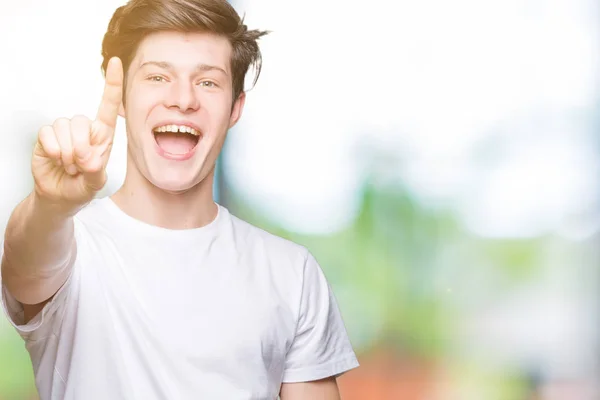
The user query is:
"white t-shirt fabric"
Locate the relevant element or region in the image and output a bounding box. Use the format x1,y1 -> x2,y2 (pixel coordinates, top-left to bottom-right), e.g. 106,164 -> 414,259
0,197 -> 359,400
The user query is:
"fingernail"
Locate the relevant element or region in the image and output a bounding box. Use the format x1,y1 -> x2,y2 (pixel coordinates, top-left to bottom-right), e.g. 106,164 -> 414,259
66,165 -> 78,175
78,152 -> 91,163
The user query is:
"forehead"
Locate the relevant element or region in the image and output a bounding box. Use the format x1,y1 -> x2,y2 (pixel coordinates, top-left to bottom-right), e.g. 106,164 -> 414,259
132,31 -> 232,73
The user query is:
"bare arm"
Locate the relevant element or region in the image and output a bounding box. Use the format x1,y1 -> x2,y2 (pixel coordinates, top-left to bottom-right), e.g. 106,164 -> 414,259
279,377 -> 341,400
1,192 -> 75,308
0,57 -> 123,322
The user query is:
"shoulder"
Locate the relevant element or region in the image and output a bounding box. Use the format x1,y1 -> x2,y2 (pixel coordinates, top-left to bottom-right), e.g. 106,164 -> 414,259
222,207 -> 311,275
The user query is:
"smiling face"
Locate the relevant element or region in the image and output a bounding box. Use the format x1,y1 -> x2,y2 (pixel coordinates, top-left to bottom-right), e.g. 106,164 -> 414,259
119,30 -> 245,194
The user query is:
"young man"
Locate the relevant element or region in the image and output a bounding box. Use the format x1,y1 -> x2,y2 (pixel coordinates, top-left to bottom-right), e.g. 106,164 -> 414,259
0,0 -> 358,399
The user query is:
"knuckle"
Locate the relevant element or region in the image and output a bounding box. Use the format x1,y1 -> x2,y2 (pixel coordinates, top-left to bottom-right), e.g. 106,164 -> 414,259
71,115 -> 91,126
53,119 -> 71,140
71,116 -> 92,137
37,126 -> 59,156
38,125 -> 54,139
53,117 -> 70,128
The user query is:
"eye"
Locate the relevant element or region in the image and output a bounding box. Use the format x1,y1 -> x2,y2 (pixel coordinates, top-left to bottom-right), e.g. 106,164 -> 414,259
199,81 -> 217,88
148,75 -> 166,83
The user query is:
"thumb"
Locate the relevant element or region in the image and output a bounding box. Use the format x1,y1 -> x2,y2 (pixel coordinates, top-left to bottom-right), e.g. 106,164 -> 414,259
80,146 -> 109,193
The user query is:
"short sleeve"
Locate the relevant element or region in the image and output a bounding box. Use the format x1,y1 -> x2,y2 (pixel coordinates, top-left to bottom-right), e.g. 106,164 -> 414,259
282,251 -> 359,383
0,239 -> 75,342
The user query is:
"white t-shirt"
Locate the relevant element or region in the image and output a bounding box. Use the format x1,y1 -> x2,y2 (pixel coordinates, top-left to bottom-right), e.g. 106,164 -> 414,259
1,197 -> 358,400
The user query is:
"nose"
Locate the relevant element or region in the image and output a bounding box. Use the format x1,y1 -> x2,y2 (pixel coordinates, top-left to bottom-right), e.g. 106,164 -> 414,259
165,80 -> 200,113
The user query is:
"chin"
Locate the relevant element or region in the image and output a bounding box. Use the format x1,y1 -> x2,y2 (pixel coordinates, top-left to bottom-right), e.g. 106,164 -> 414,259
154,181 -> 195,194
147,169 -> 204,195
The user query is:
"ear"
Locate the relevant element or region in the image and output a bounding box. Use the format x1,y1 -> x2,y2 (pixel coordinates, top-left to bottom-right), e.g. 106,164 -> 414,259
228,92 -> 246,129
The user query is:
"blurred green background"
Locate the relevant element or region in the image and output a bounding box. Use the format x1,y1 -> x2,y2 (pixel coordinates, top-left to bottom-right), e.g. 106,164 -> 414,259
1,0 -> 599,399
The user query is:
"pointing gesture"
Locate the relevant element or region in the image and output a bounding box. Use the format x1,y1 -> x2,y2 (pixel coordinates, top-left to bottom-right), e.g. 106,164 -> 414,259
32,57 -> 124,210
94,57 -> 124,137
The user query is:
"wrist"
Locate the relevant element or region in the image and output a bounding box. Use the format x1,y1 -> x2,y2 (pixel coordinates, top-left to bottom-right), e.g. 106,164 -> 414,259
30,191 -> 82,221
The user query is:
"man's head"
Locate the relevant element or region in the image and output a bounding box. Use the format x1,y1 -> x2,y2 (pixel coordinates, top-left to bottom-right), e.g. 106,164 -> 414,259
100,0 -> 267,194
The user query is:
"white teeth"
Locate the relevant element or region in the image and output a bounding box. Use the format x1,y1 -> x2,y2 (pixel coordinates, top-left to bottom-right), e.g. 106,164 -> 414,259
154,124 -> 200,136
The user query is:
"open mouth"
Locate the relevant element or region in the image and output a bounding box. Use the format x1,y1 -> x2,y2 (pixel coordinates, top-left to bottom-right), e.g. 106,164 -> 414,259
153,124 -> 201,156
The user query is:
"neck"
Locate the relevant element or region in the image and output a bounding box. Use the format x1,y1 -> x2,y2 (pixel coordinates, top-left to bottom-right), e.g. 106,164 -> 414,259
111,162 -> 218,231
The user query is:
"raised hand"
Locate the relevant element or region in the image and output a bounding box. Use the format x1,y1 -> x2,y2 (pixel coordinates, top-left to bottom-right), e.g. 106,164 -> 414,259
31,57 -> 124,210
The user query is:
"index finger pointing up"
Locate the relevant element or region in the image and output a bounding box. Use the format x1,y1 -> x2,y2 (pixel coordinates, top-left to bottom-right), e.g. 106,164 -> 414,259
95,57 -> 124,130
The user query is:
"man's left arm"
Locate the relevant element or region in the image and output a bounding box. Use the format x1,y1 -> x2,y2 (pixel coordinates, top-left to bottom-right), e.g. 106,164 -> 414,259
279,250 -> 358,399
280,377 -> 341,400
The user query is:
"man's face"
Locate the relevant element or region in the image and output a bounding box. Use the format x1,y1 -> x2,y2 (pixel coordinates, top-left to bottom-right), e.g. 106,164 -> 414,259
120,30 -> 245,193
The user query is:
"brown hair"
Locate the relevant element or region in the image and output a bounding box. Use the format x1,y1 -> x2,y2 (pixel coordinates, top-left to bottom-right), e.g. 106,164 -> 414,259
100,0 -> 268,104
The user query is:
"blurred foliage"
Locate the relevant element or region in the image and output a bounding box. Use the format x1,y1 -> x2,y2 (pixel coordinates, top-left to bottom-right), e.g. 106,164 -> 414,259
0,322 -> 35,400
230,177 -> 546,362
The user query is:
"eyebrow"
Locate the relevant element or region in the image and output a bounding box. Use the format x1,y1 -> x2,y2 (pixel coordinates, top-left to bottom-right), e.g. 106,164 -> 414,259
139,61 -> 228,76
